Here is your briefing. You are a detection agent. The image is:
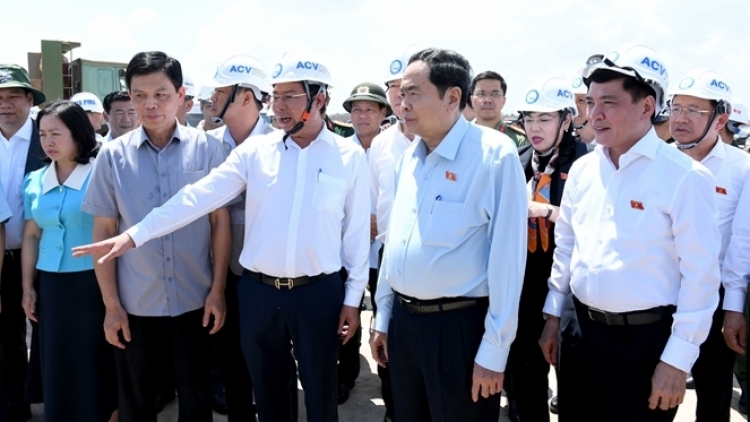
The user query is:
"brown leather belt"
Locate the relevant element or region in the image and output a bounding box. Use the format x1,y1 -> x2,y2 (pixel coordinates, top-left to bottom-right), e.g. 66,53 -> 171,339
395,291 -> 487,314
574,296 -> 675,326
248,271 -> 328,290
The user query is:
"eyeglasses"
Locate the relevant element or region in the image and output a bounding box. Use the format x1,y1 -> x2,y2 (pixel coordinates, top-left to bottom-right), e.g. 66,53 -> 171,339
473,91 -> 504,99
670,106 -> 713,120
523,117 -> 557,127
271,93 -> 308,103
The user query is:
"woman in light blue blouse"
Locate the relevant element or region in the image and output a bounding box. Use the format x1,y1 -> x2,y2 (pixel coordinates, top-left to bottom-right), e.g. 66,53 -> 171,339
20,101 -> 116,422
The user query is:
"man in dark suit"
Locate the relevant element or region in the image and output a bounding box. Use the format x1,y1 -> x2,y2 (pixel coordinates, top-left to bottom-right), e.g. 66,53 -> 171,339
0,64 -> 46,422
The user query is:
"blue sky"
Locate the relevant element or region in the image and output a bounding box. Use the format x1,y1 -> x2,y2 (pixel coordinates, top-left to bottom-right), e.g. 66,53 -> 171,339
6,0 -> 750,113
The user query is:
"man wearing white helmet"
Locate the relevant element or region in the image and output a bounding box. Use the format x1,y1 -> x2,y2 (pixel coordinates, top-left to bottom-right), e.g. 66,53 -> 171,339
538,44 -> 721,421
176,75 -> 197,126
670,69 -> 750,422
205,54 -> 283,421
511,76 -> 589,422
73,51 -> 369,422
365,49 -> 417,422
71,92 -> 105,137
720,100 -> 749,146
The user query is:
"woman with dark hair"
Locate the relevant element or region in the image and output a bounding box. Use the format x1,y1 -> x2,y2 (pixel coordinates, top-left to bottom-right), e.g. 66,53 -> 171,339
20,100 -> 116,422
507,76 -> 588,422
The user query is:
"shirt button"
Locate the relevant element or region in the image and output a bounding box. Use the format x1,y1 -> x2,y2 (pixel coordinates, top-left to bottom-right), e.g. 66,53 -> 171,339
162,193 -> 168,198
58,245 -> 63,250
58,224 -> 63,229
164,235 -> 170,241
396,270 -> 402,275
168,277 -> 173,282
161,172 -> 167,177
53,206 -> 60,210
402,240 -> 406,245
166,257 -> 171,262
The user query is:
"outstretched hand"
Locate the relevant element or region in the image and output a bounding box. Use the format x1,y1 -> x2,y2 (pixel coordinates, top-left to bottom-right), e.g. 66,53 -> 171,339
72,233 -> 136,264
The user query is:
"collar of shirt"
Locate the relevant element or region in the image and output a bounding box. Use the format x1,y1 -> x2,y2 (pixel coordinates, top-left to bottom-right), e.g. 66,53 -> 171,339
283,122 -> 335,150
699,136 -> 726,166
595,127 -> 660,169
0,116 -> 33,143
42,160 -> 94,193
136,121 -> 182,148
412,115 -> 467,162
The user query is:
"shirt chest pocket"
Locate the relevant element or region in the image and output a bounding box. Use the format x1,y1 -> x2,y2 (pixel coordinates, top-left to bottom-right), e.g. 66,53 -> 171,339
313,173 -> 347,213
422,200 -> 480,249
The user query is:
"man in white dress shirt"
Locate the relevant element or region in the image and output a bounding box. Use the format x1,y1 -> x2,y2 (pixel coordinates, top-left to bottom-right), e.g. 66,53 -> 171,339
369,47 -> 528,421
538,44 -> 721,422
73,51 -> 369,422
669,69 -> 750,422
205,54 -> 287,421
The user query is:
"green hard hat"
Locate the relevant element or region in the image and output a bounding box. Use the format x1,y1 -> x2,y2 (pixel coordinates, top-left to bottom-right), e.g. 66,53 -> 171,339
343,82 -> 391,116
0,64 -> 46,105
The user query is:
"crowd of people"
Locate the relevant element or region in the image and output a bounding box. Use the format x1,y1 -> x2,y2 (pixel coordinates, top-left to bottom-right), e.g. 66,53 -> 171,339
0,41 -> 749,422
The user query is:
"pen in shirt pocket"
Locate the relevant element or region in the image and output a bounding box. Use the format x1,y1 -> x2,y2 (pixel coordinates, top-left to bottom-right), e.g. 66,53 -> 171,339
317,168 -> 322,181
431,195 -> 441,214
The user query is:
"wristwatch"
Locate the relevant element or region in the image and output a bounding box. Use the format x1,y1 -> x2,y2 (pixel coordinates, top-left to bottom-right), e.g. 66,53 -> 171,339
545,206 -> 554,219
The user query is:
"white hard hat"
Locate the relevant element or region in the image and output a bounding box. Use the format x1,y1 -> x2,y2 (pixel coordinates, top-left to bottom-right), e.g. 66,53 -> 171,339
384,44 -> 425,84
270,51 -> 333,88
670,69 -> 732,113
571,75 -> 587,95
730,98 -> 749,125
196,86 -> 214,102
207,55 -> 270,101
518,76 -> 578,118
581,43 -> 669,115
182,75 -> 198,98
71,92 -> 104,113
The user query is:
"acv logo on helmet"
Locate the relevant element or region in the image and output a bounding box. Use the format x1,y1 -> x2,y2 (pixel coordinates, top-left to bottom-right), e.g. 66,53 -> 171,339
640,57 -> 666,76
711,79 -> 730,91
390,60 -> 403,75
526,89 -> 540,104
229,65 -> 253,73
272,64 -> 282,78
296,61 -> 320,70
557,89 -> 573,99
678,77 -> 695,89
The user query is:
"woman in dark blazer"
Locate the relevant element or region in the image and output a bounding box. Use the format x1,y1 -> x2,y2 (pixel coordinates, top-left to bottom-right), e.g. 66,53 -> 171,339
508,76 -> 589,422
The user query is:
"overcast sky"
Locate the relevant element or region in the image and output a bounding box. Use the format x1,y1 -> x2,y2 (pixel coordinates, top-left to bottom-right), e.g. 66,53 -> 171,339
5,0 -> 749,113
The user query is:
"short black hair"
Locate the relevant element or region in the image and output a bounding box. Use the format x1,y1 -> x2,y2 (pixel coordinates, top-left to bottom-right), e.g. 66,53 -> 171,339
585,69 -> 655,106
470,71 -> 508,97
37,101 -> 99,164
102,91 -> 131,113
125,51 -> 182,92
408,48 -> 473,110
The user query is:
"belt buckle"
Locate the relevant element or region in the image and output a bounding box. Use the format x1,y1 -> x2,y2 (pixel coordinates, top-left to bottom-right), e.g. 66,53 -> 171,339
274,278 -> 294,290
587,307 -> 613,325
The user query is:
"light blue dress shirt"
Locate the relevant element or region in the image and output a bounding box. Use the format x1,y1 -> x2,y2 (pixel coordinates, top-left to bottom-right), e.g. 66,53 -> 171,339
374,116 -> 528,372
24,161 -> 95,272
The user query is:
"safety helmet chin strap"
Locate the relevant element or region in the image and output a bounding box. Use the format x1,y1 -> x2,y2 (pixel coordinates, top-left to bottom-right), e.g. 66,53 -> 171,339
211,85 -> 239,124
282,82 -> 326,149
525,110 -> 571,157
675,101 -> 728,150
